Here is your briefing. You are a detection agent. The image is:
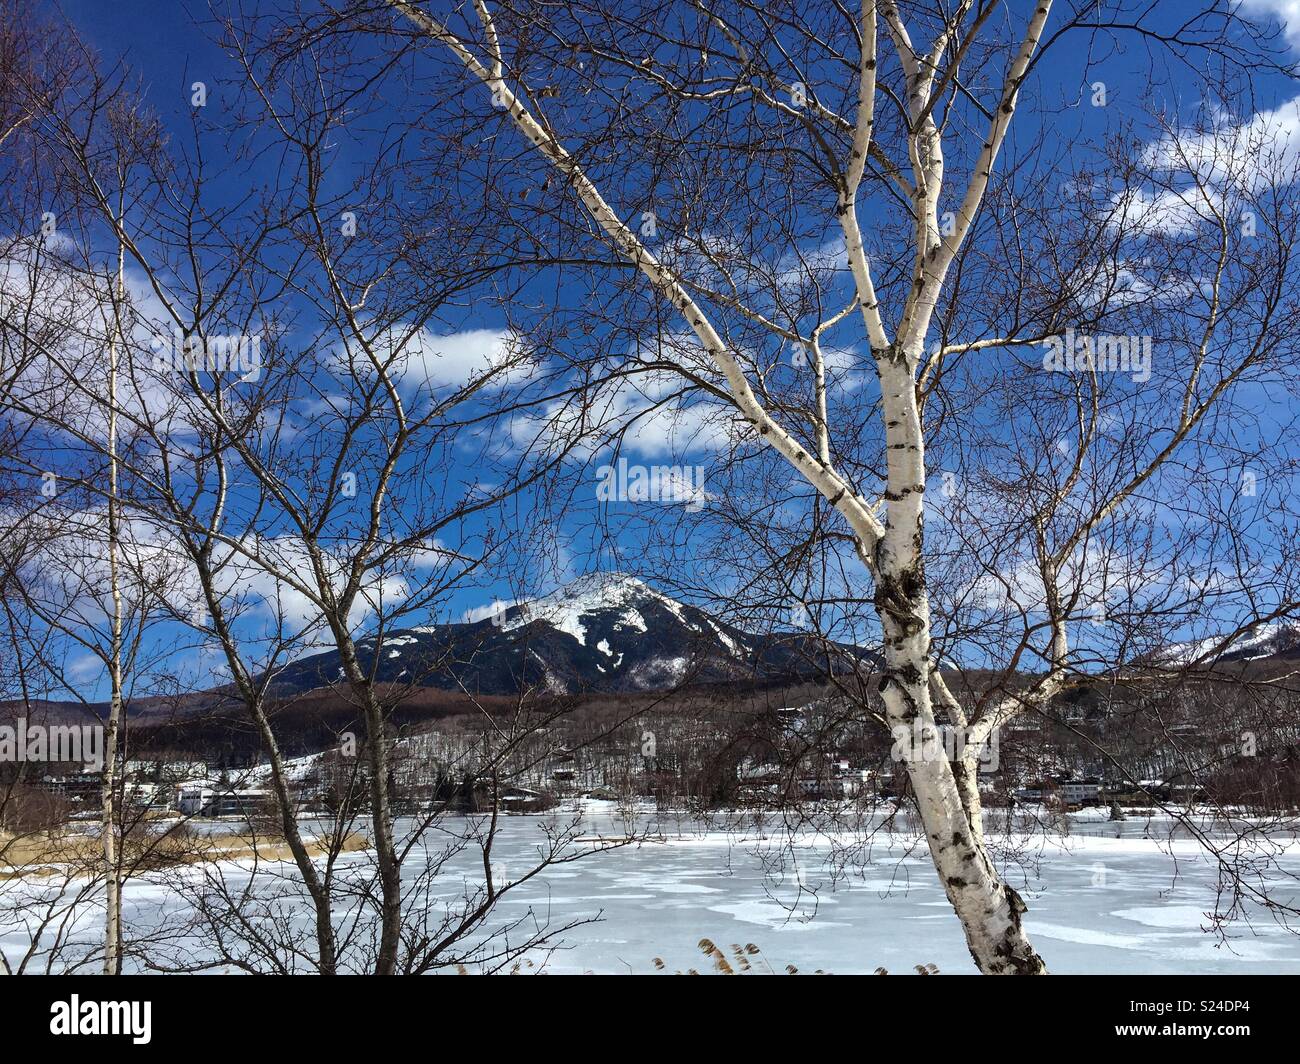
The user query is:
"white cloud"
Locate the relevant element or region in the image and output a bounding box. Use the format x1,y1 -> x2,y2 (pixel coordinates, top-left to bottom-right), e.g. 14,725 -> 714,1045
463,598 -> 519,623
1108,187 -> 1217,237
0,241 -> 260,446
499,333 -> 738,464
1144,95 -> 1300,190
967,543 -> 1155,618
1239,0 -> 1300,48
1110,93 -> 1300,236
1,506 -> 448,659
332,323 -> 534,395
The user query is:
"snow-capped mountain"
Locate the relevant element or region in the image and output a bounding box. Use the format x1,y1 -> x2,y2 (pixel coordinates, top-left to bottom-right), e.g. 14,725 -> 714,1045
1154,621 -> 1300,666
267,572 -> 871,696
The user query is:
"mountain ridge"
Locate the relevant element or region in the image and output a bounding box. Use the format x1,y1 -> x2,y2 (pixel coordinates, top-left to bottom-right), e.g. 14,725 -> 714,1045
266,571 -> 872,696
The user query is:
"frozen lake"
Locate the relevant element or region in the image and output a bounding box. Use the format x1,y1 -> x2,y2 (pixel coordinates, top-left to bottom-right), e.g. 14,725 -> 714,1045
458,811 -> 1300,974
6,805 -> 1300,974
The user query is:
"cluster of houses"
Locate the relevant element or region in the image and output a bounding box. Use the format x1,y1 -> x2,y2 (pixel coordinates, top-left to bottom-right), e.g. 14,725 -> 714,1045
28,758 -> 275,819
20,693 -> 1221,821
1012,777 -> 1204,808
735,755 -> 877,800
27,742 -> 569,820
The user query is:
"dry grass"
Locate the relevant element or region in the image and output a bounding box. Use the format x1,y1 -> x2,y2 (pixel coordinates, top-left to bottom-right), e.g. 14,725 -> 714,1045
648,940 -> 942,975
0,823 -> 368,879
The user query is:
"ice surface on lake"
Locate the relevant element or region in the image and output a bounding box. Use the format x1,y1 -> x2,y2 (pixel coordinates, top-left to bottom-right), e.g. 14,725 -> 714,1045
4,806 -> 1299,974
481,818 -> 1300,974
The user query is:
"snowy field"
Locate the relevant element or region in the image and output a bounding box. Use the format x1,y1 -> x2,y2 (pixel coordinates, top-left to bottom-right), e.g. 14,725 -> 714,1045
5,805 -> 1300,974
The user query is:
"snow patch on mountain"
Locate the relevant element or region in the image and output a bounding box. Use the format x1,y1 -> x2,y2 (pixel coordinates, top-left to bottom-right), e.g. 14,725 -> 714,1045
502,572 -> 670,641
1159,621 -> 1296,665
708,619 -> 742,657
266,570 -> 874,697
628,655 -> 690,687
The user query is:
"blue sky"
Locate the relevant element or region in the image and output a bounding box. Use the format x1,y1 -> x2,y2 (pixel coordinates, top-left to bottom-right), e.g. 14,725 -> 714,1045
25,1 -> 1300,699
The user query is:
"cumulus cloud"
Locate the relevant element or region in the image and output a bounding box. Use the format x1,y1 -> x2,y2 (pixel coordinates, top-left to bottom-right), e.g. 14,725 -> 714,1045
1144,96 -> 1300,189
1112,94 -> 1300,235
500,326 -> 867,468
949,521 -> 1173,624
1108,187 -> 1219,237
1239,0 -> 1300,48
332,323 -> 535,396
462,598 -> 519,623
499,331 -> 739,465
0,240 -> 262,446
2,505 -> 450,662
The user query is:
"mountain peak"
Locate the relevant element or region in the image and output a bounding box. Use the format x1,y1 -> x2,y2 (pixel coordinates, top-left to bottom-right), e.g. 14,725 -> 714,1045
1156,620 -> 1300,666
553,570 -> 653,600
502,571 -> 672,642
265,570 -> 872,698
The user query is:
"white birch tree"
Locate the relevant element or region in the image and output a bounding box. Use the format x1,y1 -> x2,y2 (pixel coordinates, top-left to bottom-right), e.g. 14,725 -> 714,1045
366,0 -> 1300,972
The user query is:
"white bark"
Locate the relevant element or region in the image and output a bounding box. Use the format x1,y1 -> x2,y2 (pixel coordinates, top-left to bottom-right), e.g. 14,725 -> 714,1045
390,0 -> 885,560
389,0 -> 1052,973
101,218 -> 125,976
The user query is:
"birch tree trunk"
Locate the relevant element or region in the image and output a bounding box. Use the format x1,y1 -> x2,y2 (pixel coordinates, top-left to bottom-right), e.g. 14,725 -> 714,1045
190,544 -> 341,974
385,0 -> 1054,973
331,624 -> 402,974
377,0 -> 1295,972
101,216 -> 125,976
874,351 -> 1045,973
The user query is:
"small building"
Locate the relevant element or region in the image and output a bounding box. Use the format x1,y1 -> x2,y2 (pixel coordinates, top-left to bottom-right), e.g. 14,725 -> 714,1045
175,781 -> 270,818
1057,780 -> 1102,806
